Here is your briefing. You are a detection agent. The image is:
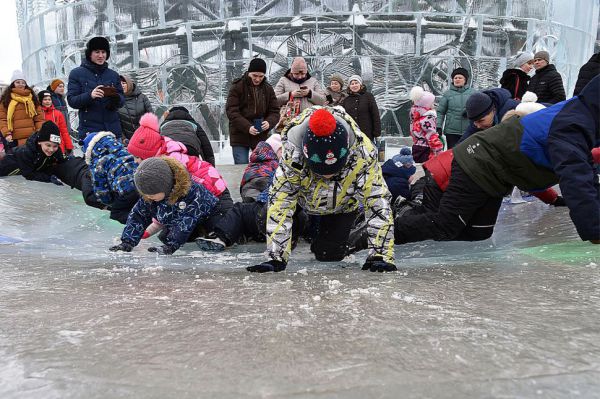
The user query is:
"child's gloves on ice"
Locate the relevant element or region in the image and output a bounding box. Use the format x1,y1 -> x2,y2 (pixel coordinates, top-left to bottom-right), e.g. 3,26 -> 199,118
362,256 -> 397,272
109,242 -> 133,252
246,259 -> 287,273
148,245 -> 174,255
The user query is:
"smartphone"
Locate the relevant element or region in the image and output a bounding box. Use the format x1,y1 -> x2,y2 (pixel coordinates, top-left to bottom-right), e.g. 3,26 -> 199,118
300,86 -> 307,90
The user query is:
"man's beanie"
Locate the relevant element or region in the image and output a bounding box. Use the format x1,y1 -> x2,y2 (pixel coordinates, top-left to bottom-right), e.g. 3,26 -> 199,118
38,90 -> 52,103
50,79 -> 63,91
85,36 -> 111,60
451,67 -> 469,82
37,121 -> 61,144
302,109 -> 349,176
465,92 -> 494,121
534,50 -> 550,62
134,157 -> 174,196
248,58 -> 267,74
128,113 -> 163,159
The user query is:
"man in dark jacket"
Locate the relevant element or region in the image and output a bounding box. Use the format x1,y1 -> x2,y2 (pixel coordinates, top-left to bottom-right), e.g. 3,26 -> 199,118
118,75 -> 153,141
160,106 -> 215,166
395,75 -> 600,246
527,50 -> 566,104
67,37 -> 125,142
573,52 -> 600,96
226,58 -> 280,164
458,88 -> 519,143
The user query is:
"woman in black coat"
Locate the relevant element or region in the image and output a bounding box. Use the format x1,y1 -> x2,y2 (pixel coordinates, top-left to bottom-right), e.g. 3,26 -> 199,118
573,53 -> 600,96
118,75 -> 153,141
341,75 -> 381,142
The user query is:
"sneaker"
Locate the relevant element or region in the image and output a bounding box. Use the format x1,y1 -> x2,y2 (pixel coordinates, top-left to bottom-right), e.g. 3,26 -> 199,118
195,237 -> 226,252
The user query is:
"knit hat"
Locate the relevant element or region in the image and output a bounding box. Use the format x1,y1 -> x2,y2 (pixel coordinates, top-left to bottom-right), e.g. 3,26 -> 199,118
248,58 -> 267,74
451,67 -> 469,82
37,121 -> 61,144
85,36 -> 111,60
329,74 -> 345,87
134,157 -> 174,196
38,90 -> 52,103
409,86 -> 435,108
290,57 -> 308,74
265,133 -> 282,154
50,79 -> 64,91
348,74 -> 363,86
515,91 -> 546,115
510,51 -> 534,68
10,70 -> 26,84
392,147 -> 414,167
82,133 -> 98,153
302,109 -> 349,176
128,113 -> 163,159
465,92 -> 494,121
534,50 -> 550,62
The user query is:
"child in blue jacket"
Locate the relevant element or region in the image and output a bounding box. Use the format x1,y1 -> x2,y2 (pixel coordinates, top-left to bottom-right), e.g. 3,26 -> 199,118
109,157 -> 218,255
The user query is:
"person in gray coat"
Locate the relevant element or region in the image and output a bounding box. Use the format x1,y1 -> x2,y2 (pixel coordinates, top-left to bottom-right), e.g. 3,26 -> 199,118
118,75 -> 153,142
274,57 -> 326,114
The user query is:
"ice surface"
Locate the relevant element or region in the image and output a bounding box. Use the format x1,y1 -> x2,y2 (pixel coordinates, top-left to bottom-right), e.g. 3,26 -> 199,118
1,175 -> 599,398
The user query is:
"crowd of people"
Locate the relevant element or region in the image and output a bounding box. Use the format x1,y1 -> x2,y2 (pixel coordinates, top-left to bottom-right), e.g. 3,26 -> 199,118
0,36 -> 598,274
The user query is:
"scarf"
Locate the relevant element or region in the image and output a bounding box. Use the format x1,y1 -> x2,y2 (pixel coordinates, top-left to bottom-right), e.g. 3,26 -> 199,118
7,88 -> 37,132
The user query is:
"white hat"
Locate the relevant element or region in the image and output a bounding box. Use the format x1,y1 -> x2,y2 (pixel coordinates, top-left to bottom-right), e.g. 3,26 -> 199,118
515,91 -> 546,115
510,52 -> 534,69
10,70 -> 26,84
347,74 -> 363,86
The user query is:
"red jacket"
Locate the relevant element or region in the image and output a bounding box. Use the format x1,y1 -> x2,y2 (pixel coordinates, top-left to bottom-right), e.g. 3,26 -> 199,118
41,105 -> 73,153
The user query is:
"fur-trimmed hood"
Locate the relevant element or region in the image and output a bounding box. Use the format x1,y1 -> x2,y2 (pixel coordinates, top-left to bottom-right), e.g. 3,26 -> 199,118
140,156 -> 192,205
84,131 -> 123,165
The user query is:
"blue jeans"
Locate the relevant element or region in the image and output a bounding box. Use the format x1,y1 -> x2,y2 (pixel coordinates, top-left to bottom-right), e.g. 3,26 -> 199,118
232,145 -> 250,164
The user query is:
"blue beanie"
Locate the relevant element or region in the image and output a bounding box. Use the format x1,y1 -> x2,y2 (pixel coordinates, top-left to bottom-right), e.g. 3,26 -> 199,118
465,92 -> 494,121
82,133 -> 98,153
392,147 -> 414,167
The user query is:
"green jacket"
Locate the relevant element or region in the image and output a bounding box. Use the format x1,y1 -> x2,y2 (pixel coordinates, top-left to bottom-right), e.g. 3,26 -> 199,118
437,85 -> 475,136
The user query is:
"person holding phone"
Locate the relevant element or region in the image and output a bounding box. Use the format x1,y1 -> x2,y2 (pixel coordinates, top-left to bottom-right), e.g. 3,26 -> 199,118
274,57 -> 326,116
67,36 -> 125,143
226,58 -> 280,164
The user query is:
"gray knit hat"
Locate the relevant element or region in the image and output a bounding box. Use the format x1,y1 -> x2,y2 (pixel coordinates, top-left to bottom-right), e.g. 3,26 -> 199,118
134,157 -> 174,196
510,51 -> 534,68
534,50 -> 550,62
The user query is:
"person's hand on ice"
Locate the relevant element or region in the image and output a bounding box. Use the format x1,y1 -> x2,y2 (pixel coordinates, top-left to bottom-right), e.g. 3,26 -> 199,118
362,256 -> 397,272
246,259 -> 287,273
109,242 -> 133,252
148,245 -> 174,255
50,175 -> 64,186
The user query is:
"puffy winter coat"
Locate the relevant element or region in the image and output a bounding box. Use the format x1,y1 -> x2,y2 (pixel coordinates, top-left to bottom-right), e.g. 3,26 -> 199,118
459,88 -> 519,143
0,132 -> 64,181
84,131 -> 137,205
437,85 -> 475,136
47,89 -> 73,135
267,106 -> 395,263
160,108 -> 215,165
0,87 -> 45,145
527,64 -> 566,104
573,53 -> 600,96
41,105 -> 74,153
226,73 -> 280,149
381,160 -> 416,203
274,70 -> 326,112
121,157 -> 218,252
118,79 -> 153,140
67,59 -> 125,138
409,104 -> 442,161
499,68 -> 531,100
454,75 -> 600,241
341,87 -> 381,141
240,140 -> 280,201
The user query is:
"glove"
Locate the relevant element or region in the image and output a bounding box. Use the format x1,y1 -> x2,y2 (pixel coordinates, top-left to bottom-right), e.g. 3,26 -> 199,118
148,245 -> 174,255
361,256 -> 397,272
109,242 -> 133,252
246,259 -> 287,273
436,127 -> 443,135
50,175 -> 64,186
552,196 -> 566,207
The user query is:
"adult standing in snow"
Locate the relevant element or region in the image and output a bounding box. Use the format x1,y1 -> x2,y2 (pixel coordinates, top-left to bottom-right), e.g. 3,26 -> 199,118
573,52 -> 600,96
341,75 -> 381,143
226,58 -> 280,164
247,107 -> 396,273
118,75 -> 153,143
527,51 -> 566,104
67,36 -> 125,143
274,57 -> 326,115
500,51 -> 534,100
436,67 -> 474,149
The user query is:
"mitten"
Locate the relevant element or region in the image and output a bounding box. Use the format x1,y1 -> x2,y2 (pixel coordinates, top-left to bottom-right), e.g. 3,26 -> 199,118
50,175 -> 64,186
109,242 -> 133,252
552,196 -> 566,207
361,256 -> 397,272
148,245 -> 175,255
246,259 -> 287,273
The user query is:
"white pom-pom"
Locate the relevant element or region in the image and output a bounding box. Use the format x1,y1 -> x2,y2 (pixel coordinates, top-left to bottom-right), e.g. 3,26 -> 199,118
521,91 -> 538,103
409,86 -> 424,102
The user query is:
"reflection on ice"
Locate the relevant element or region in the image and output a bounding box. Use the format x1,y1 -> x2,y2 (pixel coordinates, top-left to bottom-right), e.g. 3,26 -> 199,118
0,176 -> 599,398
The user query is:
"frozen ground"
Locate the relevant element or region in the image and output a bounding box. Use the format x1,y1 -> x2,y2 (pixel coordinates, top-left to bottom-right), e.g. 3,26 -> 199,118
0,172 -> 599,399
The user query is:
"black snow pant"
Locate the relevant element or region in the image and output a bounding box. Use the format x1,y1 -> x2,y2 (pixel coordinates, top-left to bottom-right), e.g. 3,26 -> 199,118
395,160 -> 503,244
109,190 -> 140,224
311,212 -> 360,261
190,188 -> 235,239
53,157 -> 105,210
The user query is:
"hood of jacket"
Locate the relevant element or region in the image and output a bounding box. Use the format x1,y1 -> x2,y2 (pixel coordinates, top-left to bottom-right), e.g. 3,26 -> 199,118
381,160 -> 416,179
283,69 -> 312,84
482,87 -> 513,110
84,131 -> 128,165
162,108 -> 197,125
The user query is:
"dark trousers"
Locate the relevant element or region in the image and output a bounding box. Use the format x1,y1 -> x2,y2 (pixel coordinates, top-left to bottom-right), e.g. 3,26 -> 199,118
446,134 -> 462,149
110,190 -> 140,224
395,160 -> 502,244
311,212 -> 359,261
53,157 -> 105,210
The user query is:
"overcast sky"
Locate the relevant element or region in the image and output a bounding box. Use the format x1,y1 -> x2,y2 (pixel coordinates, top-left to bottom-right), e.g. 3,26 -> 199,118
0,1 -> 23,84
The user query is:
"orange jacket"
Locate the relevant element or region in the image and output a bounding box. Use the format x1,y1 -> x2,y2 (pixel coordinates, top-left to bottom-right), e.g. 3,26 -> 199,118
0,88 -> 45,146
41,105 -> 74,152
